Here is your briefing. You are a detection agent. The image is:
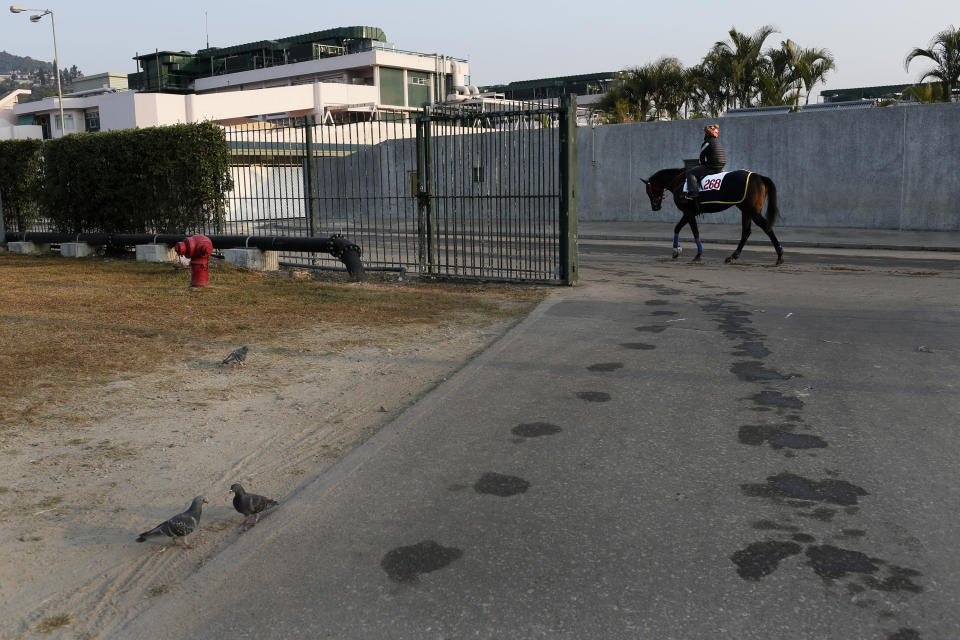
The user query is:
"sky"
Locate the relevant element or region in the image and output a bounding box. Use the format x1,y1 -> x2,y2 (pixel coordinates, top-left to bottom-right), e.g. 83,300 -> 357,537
1,0 -> 957,100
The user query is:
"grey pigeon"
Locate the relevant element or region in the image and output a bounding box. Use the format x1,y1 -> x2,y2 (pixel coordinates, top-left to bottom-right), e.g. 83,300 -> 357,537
221,346 -> 248,367
230,483 -> 279,531
136,496 -> 208,548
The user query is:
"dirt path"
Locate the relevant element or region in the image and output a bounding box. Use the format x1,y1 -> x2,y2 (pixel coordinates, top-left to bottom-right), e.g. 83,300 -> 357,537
0,317 -> 525,639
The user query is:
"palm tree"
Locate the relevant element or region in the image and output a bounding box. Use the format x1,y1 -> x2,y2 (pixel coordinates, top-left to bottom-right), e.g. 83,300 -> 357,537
597,68 -> 653,123
709,25 -> 779,108
795,47 -> 836,104
757,39 -> 801,107
646,57 -> 687,120
905,25 -> 960,102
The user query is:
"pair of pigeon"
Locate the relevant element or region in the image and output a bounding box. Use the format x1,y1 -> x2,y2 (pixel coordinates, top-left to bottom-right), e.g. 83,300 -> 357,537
136,483 -> 278,548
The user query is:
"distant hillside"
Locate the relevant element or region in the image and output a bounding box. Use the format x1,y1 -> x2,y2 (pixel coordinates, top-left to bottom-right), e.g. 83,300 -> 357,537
0,50 -> 53,74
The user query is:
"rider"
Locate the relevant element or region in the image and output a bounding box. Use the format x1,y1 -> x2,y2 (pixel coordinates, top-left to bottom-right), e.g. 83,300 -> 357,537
681,124 -> 726,208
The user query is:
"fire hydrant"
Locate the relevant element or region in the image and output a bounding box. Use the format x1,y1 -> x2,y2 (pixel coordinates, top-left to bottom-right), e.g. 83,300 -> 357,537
173,235 -> 214,287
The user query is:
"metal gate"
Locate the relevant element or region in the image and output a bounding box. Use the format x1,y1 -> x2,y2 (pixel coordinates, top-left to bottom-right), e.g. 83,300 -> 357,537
415,95 -> 578,284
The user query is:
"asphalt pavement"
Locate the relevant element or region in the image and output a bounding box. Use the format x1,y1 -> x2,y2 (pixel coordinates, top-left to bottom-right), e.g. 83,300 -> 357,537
115,225 -> 960,640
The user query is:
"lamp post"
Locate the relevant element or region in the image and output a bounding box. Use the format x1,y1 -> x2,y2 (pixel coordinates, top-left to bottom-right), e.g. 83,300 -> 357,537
10,6 -> 65,137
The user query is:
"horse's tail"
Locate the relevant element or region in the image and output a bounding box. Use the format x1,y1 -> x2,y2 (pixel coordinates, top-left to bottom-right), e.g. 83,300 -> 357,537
760,175 -> 779,227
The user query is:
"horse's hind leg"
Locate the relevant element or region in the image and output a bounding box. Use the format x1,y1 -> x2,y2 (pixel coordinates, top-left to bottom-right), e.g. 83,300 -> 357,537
726,214 -> 752,263
672,217 -> 688,259
750,212 -> 784,264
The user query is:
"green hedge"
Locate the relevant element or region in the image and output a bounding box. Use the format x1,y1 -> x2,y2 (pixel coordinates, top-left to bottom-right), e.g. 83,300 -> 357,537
0,138 -> 43,231
0,122 -> 233,234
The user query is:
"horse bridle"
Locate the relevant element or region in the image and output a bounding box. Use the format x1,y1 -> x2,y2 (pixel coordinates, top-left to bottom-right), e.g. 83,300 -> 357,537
641,179 -> 667,207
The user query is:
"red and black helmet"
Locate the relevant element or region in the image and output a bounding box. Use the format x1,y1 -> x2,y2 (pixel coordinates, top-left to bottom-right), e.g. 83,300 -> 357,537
704,124 -> 719,138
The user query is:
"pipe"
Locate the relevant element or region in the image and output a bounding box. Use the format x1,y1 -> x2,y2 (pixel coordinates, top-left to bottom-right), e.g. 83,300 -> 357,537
4,231 -> 365,278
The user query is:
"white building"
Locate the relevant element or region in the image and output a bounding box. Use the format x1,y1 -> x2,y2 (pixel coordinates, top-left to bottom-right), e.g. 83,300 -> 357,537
7,26 -> 471,138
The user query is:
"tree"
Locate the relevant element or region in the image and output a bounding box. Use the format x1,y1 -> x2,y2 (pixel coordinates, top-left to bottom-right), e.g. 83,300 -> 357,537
794,46 -> 836,105
709,25 -> 779,108
905,25 -> 960,102
757,39 -> 801,107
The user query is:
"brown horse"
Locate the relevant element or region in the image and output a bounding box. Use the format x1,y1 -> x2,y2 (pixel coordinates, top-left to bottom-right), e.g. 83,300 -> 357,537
641,168 -> 783,264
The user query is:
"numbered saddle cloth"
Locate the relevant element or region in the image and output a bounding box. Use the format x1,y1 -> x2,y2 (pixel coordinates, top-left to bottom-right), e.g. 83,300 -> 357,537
684,169 -> 754,205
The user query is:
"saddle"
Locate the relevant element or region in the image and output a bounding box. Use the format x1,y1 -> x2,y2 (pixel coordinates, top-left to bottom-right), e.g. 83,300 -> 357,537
683,170 -> 754,205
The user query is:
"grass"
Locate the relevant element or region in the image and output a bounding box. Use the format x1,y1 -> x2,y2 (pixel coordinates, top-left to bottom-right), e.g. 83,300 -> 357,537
35,613 -> 72,632
0,253 -> 547,427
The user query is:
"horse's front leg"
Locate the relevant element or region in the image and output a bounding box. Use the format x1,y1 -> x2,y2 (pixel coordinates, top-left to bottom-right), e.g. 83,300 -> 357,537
725,214 -> 752,263
687,214 -> 703,263
672,216 -> 688,259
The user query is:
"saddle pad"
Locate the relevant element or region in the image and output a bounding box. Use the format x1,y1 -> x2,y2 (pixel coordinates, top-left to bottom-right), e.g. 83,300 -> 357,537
684,170 -> 753,205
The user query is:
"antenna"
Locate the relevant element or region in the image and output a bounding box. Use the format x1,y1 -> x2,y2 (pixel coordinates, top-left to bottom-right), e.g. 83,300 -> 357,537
205,11 -> 209,49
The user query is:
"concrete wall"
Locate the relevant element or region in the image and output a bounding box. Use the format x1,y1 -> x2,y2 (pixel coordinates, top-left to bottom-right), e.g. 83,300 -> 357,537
578,102 -> 960,230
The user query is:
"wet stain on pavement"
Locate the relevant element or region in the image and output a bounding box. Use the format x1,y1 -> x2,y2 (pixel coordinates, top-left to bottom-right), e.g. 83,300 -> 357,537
512,422 -> 562,438
731,361 -> 798,382
841,529 -> 866,539
620,342 -> 656,350
865,566 -> 924,593
802,507 -> 837,522
792,533 -> 816,543
887,629 -> 922,640
474,472 -> 530,497
645,299 -> 669,306
381,541 -> 463,583
587,362 -> 624,372
752,519 -> 799,532
577,391 -> 611,402
806,544 -> 878,579
730,540 -> 802,579
635,325 -> 668,333
733,341 -> 772,358
750,390 -> 805,410
738,425 -> 827,450
651,310 -> 678,316
742,473 -> 868,506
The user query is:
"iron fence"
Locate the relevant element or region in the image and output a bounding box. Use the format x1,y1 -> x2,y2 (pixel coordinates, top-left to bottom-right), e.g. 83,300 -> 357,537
2,98 -> 578,283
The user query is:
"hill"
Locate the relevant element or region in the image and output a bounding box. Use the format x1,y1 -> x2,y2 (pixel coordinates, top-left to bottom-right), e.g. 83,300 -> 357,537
0,50 -> 53,74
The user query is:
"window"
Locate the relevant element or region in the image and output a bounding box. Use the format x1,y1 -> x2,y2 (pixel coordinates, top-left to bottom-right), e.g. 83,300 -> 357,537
85,110 -> 100,132
54,113 -> 75,132
472,166 -> 484,183
409,76 -> 428,86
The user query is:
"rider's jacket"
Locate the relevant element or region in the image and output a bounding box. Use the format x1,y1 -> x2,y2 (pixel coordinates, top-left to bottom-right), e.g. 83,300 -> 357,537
699,137 -> 726,170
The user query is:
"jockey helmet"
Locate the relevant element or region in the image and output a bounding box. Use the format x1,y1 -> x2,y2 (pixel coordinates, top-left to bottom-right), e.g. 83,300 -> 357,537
704,124 -> 719,138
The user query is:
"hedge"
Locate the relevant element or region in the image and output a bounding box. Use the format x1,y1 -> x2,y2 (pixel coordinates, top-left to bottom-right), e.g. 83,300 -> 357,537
0,138 -> 43,231
0,122 -> 233,234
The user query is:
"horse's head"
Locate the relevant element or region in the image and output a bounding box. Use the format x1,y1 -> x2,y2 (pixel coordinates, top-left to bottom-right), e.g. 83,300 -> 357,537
642,178 -> 667,211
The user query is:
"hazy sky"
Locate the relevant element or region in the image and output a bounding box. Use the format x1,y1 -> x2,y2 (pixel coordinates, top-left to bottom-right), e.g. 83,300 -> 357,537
1,0 -> 956,100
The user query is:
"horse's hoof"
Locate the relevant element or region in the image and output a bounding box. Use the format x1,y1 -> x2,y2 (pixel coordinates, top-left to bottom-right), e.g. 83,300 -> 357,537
690,254 -> 703,263
671,248 -> 681,259
776,257 -> 784,265
724,255 -> 737,264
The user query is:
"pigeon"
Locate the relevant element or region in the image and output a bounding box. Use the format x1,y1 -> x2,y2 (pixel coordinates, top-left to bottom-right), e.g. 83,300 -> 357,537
136,496 -> 208,548
221,346 -> 248,367
230,483 -> 279,531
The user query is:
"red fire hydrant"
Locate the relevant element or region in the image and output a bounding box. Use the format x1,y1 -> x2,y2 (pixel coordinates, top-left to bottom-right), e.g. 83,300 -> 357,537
173,235 -> 214,287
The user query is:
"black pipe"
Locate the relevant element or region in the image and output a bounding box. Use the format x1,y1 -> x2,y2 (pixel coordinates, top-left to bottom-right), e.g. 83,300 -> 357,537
4,231 -> 365,278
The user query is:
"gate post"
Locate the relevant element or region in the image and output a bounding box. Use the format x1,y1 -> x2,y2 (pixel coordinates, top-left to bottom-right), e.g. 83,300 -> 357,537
558,94 -> 579,285
415,108 -> 435,273
304,115 -> 319,236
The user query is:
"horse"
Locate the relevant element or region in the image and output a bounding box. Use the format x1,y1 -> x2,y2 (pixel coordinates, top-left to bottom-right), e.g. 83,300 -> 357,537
641,168 -> 784,265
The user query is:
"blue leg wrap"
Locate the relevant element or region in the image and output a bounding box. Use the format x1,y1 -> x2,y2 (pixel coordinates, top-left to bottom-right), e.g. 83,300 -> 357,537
695,238 -> 703,254
673,234 -> 679,249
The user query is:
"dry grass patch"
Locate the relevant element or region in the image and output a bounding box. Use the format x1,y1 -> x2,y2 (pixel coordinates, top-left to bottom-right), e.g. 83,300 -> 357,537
0,254 -> 547,428
35,613 -> 72,633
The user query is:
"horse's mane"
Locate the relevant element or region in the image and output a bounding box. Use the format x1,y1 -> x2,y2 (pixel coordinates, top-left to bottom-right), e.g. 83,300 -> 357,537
649,168 -> 685,186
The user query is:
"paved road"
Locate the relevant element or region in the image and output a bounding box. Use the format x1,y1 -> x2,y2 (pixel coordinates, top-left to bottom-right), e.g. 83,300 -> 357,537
117,243 -> 960,640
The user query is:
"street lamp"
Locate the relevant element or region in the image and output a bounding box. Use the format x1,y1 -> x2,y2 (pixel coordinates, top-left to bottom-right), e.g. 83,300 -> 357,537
10,5 -> 65,137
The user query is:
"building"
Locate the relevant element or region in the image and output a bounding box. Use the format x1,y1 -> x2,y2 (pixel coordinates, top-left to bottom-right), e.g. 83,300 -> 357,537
0,89 -> 42,139
481,72 -> 615,106
8,25 -> 471,138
